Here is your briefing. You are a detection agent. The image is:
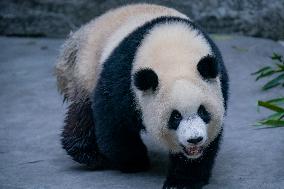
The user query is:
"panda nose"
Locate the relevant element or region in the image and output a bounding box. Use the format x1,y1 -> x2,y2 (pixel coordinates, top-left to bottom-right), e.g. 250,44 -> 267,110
187,137 -> 203,144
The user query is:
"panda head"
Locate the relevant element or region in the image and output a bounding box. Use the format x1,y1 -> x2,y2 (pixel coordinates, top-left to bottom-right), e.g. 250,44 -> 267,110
132,22 -> 225,159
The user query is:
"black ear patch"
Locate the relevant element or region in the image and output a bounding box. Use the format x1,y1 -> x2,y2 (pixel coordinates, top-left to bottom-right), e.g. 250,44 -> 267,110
134,68 -> 159,91
197,55 -> 219,79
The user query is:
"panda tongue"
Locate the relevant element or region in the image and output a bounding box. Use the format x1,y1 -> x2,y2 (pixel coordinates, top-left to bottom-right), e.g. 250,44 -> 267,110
187,146 -> 200,155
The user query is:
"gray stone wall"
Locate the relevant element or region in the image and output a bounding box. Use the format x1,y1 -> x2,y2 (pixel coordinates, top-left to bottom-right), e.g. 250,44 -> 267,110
1,0 -> 284,40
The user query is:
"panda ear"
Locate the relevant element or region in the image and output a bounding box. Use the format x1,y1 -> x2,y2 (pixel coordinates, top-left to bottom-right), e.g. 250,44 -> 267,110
197,55 -> 219,79
134,68 -> 159,92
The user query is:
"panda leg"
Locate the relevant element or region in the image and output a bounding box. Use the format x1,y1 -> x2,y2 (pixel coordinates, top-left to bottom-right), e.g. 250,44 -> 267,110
94,121 -> 151,173
163,131 -> 222,189
61,92 -> 109,169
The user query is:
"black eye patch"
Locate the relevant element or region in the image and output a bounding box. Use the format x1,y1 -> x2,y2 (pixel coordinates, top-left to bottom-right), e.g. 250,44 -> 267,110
168,110 -> 182,130
133,68 -> 159,91
197,55 -> 219,79
198,105 -> 211,124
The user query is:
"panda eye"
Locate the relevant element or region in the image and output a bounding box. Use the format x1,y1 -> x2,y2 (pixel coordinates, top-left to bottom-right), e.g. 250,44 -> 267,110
198,105 -> 211,124
173,111 -> 182,120
168,110 -> 182,130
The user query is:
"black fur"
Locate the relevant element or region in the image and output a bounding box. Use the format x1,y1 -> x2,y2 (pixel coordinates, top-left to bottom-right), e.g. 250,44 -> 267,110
197,55 -> 219,80
168,110 -> 183,130
163,131 -> 223,189
201,34 -> 229,110
61,88 -> 109,169
187,137 -> 203,145
134,68 -> 159,91
61,16 -> 229,187
197,105 -> 211,124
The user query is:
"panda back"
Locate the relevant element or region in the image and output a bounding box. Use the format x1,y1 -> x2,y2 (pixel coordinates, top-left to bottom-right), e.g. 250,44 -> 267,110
55,4 -> 188,100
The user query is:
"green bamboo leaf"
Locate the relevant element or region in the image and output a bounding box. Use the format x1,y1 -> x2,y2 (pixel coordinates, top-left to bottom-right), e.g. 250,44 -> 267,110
276,63 -> 284,69
271,53 -> 283,62
254,112 -> 284,127
258,120 -> 284,127
262,73 -> 284,90
256,70 -> 276,81
266,97 -> 284,104
251,66 -> 271,75
254,122 -> 263,126
262,83 -> 280,90
253,53 -> 284,128
258,101 -> 284,112
266,112 -> 284,120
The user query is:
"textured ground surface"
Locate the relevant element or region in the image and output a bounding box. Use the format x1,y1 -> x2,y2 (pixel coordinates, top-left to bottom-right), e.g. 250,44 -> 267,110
0,36 -> 284,189
2,0 -> 284,40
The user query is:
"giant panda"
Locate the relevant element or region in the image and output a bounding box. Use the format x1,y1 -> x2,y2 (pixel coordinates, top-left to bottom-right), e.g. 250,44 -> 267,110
55,3 -> 229,189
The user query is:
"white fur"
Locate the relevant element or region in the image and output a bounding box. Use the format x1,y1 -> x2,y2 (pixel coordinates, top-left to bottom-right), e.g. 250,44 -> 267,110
177,116 -> 207,146
132,22 -> 225,153
60,4 -> 188,94
56,4 -> 225,156
100,13 -> 188,65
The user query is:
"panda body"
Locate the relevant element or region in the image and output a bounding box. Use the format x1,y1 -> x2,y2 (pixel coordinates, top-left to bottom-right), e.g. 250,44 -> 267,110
56,4 -> 187,97
56,4 -> 229,189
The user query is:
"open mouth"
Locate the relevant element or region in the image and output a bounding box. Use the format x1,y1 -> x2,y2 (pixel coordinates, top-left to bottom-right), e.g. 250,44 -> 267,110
181,145 -> 203,157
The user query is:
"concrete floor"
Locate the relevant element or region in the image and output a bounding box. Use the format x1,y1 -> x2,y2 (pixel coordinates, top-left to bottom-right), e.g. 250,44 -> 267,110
0,35 -> 284,189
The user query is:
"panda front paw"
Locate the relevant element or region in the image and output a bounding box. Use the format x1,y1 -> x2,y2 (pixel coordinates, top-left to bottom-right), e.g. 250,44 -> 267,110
162,179 -> 206,189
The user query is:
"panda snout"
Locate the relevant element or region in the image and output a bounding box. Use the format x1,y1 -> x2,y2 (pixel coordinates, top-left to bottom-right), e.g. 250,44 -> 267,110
187,136 -> 203,145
